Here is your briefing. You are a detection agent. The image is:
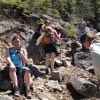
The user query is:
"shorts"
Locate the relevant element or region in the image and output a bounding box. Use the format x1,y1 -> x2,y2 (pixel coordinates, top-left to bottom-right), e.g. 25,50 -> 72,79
43,43 -> 57,54
16,67 -> 31,78
6,65 -> 31,80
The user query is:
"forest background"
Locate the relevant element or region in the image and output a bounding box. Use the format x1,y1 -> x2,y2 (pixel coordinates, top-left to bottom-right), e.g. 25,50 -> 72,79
0,0 -> 100,37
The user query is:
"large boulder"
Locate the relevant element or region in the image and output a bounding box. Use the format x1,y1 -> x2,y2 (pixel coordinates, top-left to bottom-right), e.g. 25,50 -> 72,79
71,77 -> 97,97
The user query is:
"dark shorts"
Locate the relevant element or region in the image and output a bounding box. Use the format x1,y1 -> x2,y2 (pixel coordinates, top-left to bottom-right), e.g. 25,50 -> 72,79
16,67 -> 31,78
43,43 -> 57,54
5,65 -> 31,79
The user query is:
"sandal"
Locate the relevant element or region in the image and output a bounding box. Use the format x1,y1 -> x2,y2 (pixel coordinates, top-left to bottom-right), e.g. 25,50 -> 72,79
26,90 -> 31,99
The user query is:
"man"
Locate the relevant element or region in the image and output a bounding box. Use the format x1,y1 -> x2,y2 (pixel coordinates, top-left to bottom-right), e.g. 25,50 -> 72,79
6,36 -> 31,99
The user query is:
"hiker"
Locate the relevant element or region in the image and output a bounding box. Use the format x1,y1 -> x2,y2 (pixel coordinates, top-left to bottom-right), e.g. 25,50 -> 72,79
43,26 -> 61,74
71,33 -> 93,69
89,32 -> 100,97
77,18 -> 86,39
6,36 -> 31,99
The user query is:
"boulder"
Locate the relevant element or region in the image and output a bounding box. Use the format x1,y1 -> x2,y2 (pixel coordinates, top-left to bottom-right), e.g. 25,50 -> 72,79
71,77 -> 97,97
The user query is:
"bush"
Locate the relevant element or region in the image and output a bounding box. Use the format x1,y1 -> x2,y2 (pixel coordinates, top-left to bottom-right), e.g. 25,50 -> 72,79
64,25 -> 77,38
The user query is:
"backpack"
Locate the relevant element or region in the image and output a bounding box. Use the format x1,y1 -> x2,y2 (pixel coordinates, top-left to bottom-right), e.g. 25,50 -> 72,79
33,24 -> 43,39
43,31 -> 54,44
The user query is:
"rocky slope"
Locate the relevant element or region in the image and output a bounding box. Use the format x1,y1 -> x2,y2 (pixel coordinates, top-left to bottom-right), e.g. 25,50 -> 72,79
0,19 -> 99,100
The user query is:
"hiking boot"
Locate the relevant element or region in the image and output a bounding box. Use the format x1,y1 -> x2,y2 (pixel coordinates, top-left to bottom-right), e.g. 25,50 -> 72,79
14,87 -> 20,97
26,90 -> 31,99
45,68 -> 49,74
50,67 -> 54,73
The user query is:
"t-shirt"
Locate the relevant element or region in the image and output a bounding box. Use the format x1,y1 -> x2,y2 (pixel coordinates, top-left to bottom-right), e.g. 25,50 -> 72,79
9,47 -> 24,68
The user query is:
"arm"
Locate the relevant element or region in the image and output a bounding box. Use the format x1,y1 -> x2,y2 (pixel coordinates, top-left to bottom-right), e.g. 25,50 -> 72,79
19,48 -> 29,64
52,29 -> 60,40
6,48 -> 15,68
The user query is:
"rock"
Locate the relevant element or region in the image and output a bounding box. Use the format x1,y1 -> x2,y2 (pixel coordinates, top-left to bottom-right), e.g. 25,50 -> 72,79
74,51 -> 93,69
55,58 -> 62,66
50,71 -> 62,82
0,95 -> 14,100
45,80 -> 62,92
0,80 -> 12,90
71,77 -> 97,97
62,60 -> 72,67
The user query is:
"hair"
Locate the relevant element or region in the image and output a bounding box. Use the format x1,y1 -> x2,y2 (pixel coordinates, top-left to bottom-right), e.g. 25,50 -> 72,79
12,36 -> 21,42
80,33 -> 95,44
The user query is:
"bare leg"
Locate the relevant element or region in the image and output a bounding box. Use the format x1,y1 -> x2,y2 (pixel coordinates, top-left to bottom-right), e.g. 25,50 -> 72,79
24,71 -> 31,91
24,71 -> 31,99
45,53 -> 50,74
9,68 -> 18,88
9,68 -> 20,96
45,53 -> 50,69
50,52 -> 55,72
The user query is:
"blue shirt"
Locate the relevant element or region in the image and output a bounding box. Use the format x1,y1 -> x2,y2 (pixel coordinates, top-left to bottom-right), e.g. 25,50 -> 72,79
9,47 -> 24,68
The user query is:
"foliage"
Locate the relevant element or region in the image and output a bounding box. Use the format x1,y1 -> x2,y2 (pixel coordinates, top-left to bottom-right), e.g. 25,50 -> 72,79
64,25 -> 77,38
0,0 -> 100,31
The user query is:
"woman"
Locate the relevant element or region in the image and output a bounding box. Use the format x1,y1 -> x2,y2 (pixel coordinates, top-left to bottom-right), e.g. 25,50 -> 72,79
6,36 -> 31,99
43,26 -> 61,74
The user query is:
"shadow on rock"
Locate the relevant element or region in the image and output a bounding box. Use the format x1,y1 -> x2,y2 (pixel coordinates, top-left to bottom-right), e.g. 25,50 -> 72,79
26,64 -> 44,78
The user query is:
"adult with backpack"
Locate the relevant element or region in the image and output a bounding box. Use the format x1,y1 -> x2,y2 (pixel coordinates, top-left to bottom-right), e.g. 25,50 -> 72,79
42,26 -> 61,74
6,36 -> 31,99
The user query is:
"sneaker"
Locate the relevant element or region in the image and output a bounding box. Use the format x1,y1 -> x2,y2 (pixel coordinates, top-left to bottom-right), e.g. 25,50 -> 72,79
26,90 -> 31,99
45,68 -> 49,74
14,87 -> 20,97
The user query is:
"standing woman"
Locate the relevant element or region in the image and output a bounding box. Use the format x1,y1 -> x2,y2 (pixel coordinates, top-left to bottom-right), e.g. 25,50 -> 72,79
43,26 -> 61,74
6,36 -> 31,99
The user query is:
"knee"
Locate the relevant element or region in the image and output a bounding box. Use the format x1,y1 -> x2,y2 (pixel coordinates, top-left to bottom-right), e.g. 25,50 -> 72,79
25,70 -> 31,75
9,67 -> 16,73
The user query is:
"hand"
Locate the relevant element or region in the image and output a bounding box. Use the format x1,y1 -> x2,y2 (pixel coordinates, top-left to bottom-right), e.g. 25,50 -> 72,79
18,50 -> 23,57
10,63 -> 16,69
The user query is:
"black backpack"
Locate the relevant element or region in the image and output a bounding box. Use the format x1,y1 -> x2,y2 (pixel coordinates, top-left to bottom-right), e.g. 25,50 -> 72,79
33,24 -> 43,39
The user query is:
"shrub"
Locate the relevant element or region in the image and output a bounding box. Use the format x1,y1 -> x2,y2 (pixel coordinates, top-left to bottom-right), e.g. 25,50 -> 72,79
64,25 -> 77,38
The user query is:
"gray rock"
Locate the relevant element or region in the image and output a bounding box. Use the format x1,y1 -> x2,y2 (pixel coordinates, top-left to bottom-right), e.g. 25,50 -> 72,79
62,60 -> 72,67
0,95 -> 14,100
50,71 -> 62,82
45,80 -> 62,92
71,77 -> 97,97
55,59 -> 62,66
